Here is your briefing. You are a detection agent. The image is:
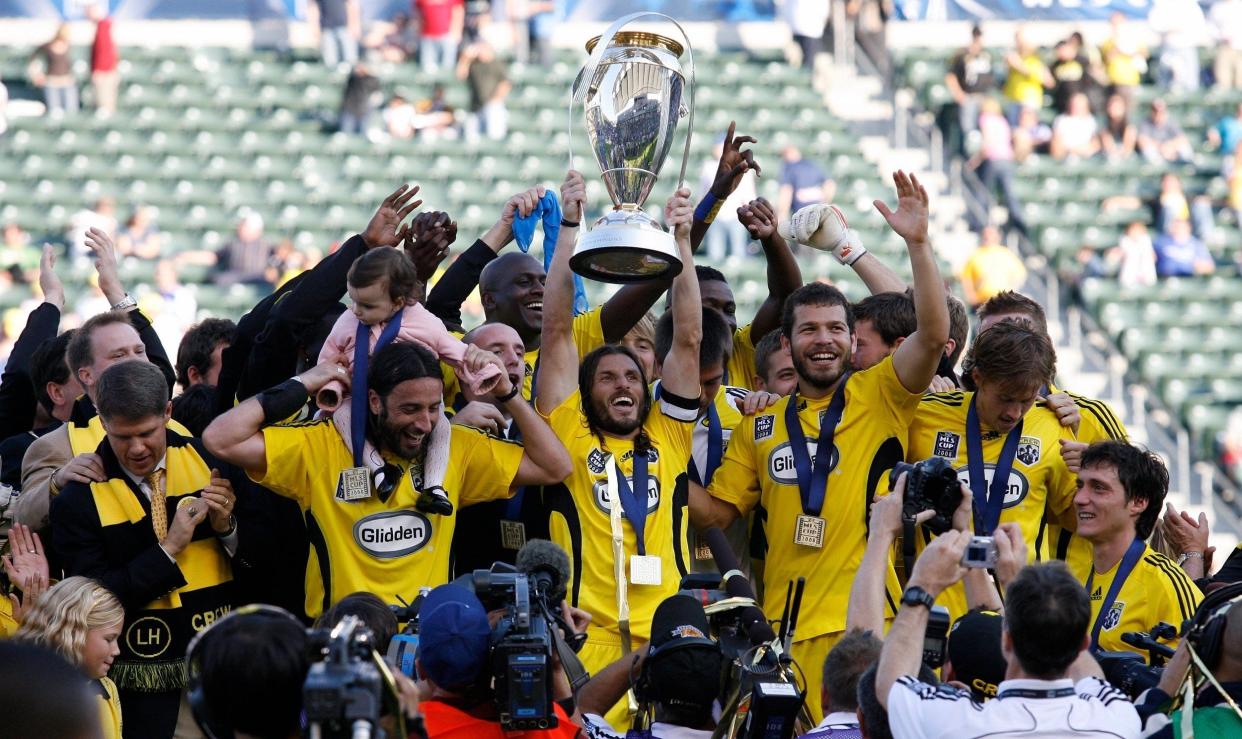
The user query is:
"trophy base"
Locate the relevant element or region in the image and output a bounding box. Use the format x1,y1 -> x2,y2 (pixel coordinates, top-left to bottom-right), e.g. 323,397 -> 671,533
569,207 -> 683,284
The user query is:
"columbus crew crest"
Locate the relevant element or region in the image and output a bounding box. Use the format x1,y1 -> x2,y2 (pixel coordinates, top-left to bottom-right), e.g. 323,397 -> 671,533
1102,602 -> 1124,631
1016,436 -> 1042,466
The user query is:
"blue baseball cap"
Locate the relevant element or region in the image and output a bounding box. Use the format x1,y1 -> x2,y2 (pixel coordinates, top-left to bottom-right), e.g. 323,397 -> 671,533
416,584 -> 492,691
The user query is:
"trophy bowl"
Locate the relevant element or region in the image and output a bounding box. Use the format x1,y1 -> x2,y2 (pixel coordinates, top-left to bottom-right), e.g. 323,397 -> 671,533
569,18 -> 695,284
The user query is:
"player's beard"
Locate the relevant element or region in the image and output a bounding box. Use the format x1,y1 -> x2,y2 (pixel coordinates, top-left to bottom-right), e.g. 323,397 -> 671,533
589,394 -> 644,437
791,348 -> 849,392
371,406 -> 429,461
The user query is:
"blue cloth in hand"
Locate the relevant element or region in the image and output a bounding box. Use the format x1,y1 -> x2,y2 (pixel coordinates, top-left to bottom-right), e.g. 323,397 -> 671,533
511,190 -> 589,315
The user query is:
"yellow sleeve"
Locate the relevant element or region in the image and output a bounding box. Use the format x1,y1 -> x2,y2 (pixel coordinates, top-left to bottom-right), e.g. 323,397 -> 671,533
1047,424 -> 1080,522
572,307 -> 606,360
707,414 -> 761,516
1074,395 -> 1129,443
453,425 -> 526,506
254,421 -> 331,507
864,354 -> 923,424
728,324 -> 758,392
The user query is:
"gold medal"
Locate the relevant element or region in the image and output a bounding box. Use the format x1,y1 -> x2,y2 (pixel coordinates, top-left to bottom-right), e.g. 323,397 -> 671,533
793,514 -> 826,548
336,467 -> 372,502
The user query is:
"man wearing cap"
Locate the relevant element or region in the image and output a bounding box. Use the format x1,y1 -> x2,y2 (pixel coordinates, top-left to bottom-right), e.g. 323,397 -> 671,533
577,594 -> 724,738
943,609 -> 1007,702
416,583 -> 583,739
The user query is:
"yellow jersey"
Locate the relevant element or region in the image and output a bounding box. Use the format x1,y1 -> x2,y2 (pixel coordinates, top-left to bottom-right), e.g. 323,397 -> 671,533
905,392 -> 1078,622
726,323 -> 758,392
959,245 -> 1027,307
1071,543 -> 1201,661
444,308 -> 606,402
708,356 -> 918,640
1003,53 -> 1047,108
1047,389 -> 1129,571
254,418 -> 524,618
539,389 -> 696,641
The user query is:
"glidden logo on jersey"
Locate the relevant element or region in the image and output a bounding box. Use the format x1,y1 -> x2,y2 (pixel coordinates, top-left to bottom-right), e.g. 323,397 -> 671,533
767,441 -> 840,485
353,510 -> 433,559
592,477 -> 660,515
955,465 -> 1031,507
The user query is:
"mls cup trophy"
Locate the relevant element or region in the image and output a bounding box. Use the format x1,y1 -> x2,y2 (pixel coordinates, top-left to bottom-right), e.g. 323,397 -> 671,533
568,13 -> 696,283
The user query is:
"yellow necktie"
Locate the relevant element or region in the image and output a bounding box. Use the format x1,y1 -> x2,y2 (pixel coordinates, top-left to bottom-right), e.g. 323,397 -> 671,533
146,469 -> 168,540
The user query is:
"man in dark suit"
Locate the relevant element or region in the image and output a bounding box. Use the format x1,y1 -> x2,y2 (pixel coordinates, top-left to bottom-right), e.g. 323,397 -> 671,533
51,360 -> 257,739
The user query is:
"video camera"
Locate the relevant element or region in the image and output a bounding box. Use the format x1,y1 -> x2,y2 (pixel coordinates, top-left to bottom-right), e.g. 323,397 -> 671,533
1093,622 -> 1177,698
304,615 -> 418,739
891,456 -> 962,535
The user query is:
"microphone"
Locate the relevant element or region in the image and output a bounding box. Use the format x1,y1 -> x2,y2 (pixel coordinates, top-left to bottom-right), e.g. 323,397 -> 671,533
515,539 -> 571,604
702,527 -> 776,645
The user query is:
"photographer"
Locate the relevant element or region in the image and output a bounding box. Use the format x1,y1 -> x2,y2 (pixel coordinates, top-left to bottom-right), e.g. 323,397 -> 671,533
416,583 -> 584,738
577,594 -> 723,739
875,534 -> 1141,738
1068,442 -> 1201,659
1138,585 -> 1242,737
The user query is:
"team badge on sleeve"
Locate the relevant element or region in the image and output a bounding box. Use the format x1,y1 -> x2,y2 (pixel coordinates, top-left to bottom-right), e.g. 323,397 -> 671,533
1016,436 -> 1042,466
754,415 -> 774,441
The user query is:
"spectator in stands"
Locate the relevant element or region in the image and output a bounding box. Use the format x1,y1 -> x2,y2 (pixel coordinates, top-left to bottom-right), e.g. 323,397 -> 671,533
87,3 -> 118,117
66,197 -> 117,262
176,318 -> 236,391
1207,102 -> 1242,164
1011,105 -> 1052,162
308,0 -> 360,68
365,11 -> 417,62
414,83 -> 457,140
1100,12 -> 1147,100
1099,92 -> 1137,162
115,206 -> 162,260
1138,99 -> 1193,164
1050,92 -> 1100,160
784,0 -> 830,71
29,24 -> 78,116
945,25 -> 996,157
1050,38 -> 1091,116
462,0 -> 491,43
1001,27 -> 1051,125
1113,221 -> 1157,289
1211,0 -> 1242,89
1154,218 -> 1215,277
383,94 -> 417,140
214,211 -> 272,286
967,97 -> 1028,238
458,40 -> 510,142
0,222 -> 35,279
777,146 -> 834,226
1150,0 -> 1207,92
958,226 -> 1027,309
1155,173 -> 1215,240
699,134 -> 758,260
417,0 -> 464,73
339,62 -> 380,136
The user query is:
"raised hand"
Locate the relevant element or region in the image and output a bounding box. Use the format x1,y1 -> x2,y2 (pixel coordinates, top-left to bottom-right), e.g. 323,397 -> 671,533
52,452 -> 107,491
38,244 -> 63,309
500,186 -> 546,228
3,523 -> 50,621
560,171 -> 586,224
84,227 -> 124,303
363,184 -> 423,249
403,211 -> 456,283
710,121 -> 761,197
665,187 -> 693,241
1044,392 -> 1081,434
737,197 -> 778,241
873,170 -> 929,246
298,353 -> 352,394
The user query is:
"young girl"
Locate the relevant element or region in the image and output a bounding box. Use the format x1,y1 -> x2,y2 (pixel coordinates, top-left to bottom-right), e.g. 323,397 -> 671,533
317,246 -> 501,514
15,577 -> 125,739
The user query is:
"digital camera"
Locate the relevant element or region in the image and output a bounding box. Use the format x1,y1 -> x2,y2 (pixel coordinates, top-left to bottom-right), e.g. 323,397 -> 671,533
891,456 -> 962,534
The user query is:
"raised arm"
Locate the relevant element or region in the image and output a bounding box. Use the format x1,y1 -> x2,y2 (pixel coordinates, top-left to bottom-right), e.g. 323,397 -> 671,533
487,357 -> 571,485
875,172 -> 949,393
656,188 -> 702,401
0,246 -> 62,439
688,121 -> 759,251
736,197 -> 802,339
848,475 -> 924,634
534,172 -> 587,414
203,356 -> 348,479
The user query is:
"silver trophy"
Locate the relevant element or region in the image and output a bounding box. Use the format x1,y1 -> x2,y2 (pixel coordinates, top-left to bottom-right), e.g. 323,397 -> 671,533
569,14 -> 696,283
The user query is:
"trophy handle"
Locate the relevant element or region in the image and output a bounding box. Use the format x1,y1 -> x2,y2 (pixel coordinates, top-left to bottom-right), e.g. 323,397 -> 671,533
567,12 -> 696,194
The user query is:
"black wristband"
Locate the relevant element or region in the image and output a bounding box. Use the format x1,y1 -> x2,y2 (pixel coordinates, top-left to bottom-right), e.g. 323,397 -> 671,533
560,218 -> 580,228
256,378 -> 309,426
495,383 -> 521,404
556,696 -> 576,717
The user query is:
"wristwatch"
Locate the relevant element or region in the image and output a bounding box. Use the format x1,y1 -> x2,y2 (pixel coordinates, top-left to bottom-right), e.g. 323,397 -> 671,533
111,293 -> 137,311
1177,551 -> 1204,566
901,586 -> 936,610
